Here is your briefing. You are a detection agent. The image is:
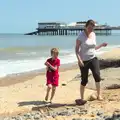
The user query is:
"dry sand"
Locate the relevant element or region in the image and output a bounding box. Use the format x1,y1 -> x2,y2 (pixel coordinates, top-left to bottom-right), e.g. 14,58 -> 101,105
0,48 -> 120,117
98,48 -> 120,60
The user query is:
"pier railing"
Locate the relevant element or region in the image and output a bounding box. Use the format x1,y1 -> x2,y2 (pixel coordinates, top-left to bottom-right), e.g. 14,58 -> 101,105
25,26 -> 114,36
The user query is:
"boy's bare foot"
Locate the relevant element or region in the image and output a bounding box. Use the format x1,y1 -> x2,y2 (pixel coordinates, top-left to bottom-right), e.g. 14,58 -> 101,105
45,95 -> 48,101
50,99 -> 52,104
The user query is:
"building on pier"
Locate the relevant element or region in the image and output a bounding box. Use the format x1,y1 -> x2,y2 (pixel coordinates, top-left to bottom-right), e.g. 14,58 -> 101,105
38,22 -> 66,29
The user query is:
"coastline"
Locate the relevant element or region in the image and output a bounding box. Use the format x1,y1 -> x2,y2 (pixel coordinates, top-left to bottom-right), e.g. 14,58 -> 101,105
0,47 -> 119,87
0,48 -> 120,119
0,63 -> 78,87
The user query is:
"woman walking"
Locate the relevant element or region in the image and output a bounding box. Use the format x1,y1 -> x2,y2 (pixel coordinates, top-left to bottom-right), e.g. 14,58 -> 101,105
75,19 -> 107,104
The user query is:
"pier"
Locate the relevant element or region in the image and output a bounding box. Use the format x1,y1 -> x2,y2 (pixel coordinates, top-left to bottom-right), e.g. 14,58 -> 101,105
37,27 -> 111,36
25,22 -> 120,36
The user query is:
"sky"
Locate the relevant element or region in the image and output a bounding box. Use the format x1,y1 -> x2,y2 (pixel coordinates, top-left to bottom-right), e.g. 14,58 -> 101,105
0,0 -> 120,33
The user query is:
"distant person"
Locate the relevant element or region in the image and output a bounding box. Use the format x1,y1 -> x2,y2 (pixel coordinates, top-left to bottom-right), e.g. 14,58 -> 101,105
75,19 -> 107,105
44,48 -> 60,103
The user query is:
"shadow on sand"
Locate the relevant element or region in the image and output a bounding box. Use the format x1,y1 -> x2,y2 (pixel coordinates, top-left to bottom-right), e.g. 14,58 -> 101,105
18,101 -> 78,110
32,103 -> 77,111
18,101 -> 48,106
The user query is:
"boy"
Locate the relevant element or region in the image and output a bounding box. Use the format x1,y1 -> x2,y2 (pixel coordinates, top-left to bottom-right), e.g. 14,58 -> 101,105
44,48 -> 60,103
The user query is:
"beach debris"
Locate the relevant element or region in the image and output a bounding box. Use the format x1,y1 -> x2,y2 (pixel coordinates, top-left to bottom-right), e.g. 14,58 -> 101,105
99,59 -> 120,69
105,84 -> 120,89
61,82 -> 67,86
75,99 -> 87,105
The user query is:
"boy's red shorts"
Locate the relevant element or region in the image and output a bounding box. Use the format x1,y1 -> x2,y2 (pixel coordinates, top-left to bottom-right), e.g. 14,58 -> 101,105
46,72 -> 59,86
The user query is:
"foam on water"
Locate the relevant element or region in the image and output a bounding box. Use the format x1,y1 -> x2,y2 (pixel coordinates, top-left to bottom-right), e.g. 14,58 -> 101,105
0,45 -> 119,77
0,54 -> 77,77
0,59 -> 45,77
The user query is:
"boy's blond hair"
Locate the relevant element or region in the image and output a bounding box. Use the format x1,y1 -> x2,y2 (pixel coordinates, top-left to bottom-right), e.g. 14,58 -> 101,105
51,48 -> 59,56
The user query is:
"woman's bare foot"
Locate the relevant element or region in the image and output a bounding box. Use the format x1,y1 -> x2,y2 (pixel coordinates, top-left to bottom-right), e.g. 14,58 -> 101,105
97,96 -> 103,101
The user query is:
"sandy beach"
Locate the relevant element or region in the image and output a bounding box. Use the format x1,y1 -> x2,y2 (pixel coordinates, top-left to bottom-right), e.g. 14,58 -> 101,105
0,48 -> 120,119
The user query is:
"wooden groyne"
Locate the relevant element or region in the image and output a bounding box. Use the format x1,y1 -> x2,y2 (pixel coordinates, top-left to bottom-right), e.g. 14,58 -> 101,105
99,59 -> 120,69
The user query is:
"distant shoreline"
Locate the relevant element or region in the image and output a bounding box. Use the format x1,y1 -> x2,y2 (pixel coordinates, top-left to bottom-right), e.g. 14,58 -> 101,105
0,62 -> 78,87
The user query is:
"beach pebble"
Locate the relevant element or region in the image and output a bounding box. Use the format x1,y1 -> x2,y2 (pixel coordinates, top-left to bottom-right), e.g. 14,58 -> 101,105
3,118 -> 10,120
23,113 -> 34,120
72,107 -> 87,115
72,109 -> 81,114
15,116 -> 23,120
34,114 -> 41,119
112,112 -> 120,119
97,111 -> 104,117
58,110 -> 72,116
24,113 -> 31,118
72,118 -> 82,120
31,112 -> 37,116
103,115 -> 112,120
11,116 -> 18,120
90,110 -> 104,118
88,94 -> 97,101
47,111 -> 57,118
95,118 -> 101,120
61,82 -> 67,86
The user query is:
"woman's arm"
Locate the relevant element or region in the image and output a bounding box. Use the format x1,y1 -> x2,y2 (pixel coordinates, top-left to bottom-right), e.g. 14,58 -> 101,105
75,40 -> 81,61
91,32 -> 107,50
75,40 -> 84,67
95,44 -> 103,50
95,43 -> 107,50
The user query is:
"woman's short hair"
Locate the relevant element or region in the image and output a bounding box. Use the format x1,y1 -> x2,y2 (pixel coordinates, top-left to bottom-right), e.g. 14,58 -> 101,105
85,19 -> 95,27
51,48 -> 59,56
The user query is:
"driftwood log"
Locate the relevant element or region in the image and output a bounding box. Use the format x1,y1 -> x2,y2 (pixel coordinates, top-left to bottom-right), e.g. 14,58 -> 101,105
99,59 -> 120,69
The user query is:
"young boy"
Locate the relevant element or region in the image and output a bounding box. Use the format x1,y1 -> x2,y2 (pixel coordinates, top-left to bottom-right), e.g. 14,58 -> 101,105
44,48 -> 60,103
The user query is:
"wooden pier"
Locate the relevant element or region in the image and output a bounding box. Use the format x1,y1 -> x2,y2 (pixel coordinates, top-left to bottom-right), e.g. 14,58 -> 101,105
25,27 -> 112,36
25,22 -> 119,36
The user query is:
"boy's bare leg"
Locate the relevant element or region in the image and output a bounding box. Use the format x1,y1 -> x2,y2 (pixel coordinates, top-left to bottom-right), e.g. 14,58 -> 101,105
45,84 -> 52,101
50,86 -> 56,103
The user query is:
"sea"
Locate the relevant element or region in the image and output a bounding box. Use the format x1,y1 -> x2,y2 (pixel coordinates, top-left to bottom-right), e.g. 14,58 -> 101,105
0,31 -> 120,78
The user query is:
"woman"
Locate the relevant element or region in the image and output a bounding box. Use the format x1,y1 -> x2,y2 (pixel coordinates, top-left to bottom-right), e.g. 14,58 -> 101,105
75,19 -> 107,104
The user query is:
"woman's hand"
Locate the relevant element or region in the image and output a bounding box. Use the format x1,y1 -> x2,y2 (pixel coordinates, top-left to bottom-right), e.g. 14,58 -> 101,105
78,59 -> 84,67
95,42 -> 108,50
102,42 -> 108,47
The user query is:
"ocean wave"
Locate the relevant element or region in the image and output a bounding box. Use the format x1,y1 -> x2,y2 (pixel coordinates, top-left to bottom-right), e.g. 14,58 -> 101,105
16,52 -> 37,55
0,46 -> 52,52
0,45 -> 119,77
